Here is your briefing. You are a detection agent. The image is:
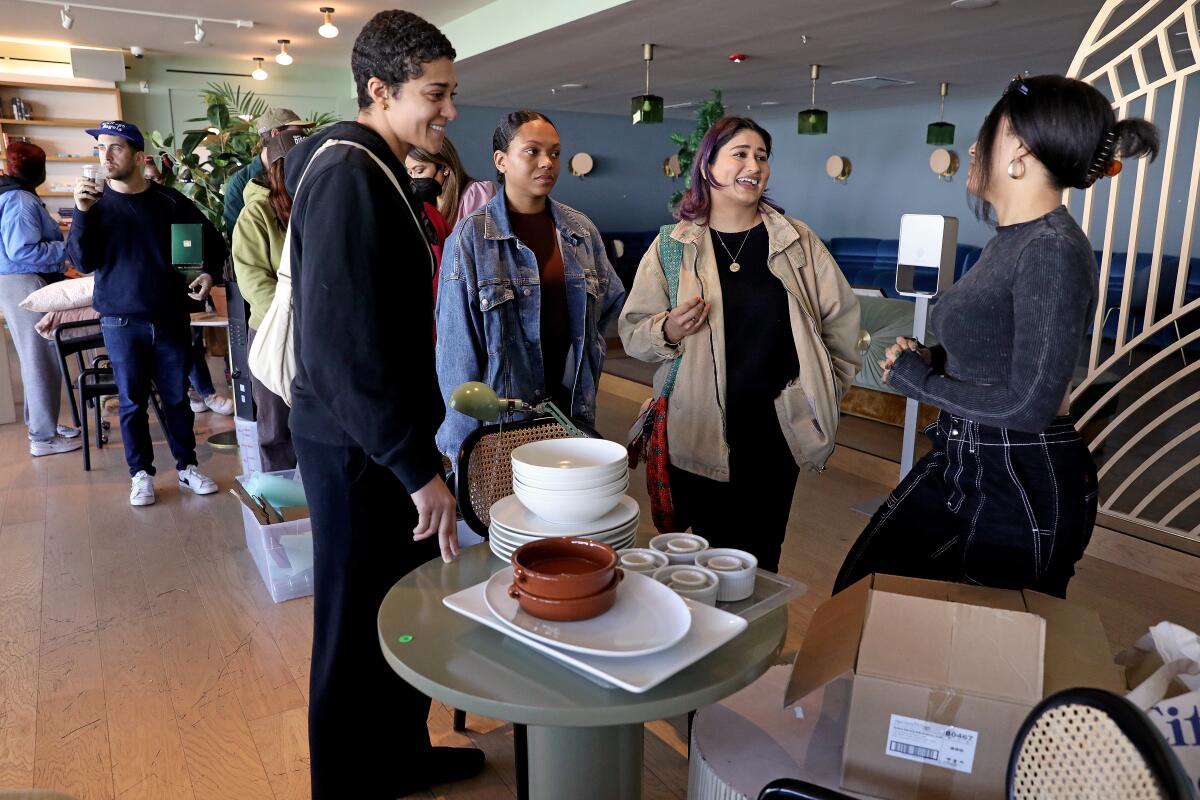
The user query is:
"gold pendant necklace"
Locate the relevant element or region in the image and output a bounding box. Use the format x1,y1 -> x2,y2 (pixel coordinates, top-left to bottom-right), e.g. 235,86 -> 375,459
714,226 -> 752,273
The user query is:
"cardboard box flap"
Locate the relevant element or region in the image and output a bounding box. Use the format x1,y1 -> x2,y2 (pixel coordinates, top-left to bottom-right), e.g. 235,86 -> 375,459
873,574 -> 1027,612
1023,591 -> 1125,695
858,591 -> 1045,704
784,575 -> 873,706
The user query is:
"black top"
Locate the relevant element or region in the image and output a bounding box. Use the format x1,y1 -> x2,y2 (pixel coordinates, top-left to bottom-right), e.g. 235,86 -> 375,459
283,121 -> 444,494
888,206 -> 1098,433
711,223 -> 798,451
67,182 -> 224,320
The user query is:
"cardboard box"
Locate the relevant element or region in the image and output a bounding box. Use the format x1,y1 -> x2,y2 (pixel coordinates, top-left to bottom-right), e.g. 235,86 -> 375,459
785,575 -> 1124,800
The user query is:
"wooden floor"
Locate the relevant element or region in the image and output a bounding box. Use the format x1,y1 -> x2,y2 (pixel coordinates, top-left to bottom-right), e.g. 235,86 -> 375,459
1,375 -> 1198,799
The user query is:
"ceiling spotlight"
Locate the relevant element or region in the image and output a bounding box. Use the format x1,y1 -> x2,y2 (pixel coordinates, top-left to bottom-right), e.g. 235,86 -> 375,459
251,57 -> 267,80
950,0 -> 998,7
193,20 -> 205,42
60,5 -> 74,30
728,53 -> 747,63
318,7 -> 338,38
275,38 -> 292,65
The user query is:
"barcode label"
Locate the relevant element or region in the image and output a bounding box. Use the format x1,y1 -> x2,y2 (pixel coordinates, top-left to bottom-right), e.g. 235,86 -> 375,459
888,741 -> 939,761
885,714 -> 978,774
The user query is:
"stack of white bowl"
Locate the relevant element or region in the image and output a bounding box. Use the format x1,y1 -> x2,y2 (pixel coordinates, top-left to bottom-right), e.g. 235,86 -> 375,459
488,438 -> 638,561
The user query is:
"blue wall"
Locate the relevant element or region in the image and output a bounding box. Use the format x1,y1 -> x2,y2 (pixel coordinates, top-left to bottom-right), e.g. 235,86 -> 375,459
445,104 -> 689,232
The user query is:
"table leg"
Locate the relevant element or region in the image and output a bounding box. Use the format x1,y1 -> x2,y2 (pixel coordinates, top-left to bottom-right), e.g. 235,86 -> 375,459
525,723 -> 643,800
205,323 -> 238,449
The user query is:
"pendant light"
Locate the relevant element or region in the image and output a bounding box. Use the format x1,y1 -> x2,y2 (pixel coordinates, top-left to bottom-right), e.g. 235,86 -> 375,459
797,64 -> 828,135
631,43 -> 664,125
318,7 -> 338,38
926,82 -> 955,145
275,39 -> 293,65
251,57 -> 268,81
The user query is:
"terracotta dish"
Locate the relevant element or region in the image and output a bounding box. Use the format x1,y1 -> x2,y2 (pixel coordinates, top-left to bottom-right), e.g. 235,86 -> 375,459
507,573 -> 622,621
511,538 -> 620,600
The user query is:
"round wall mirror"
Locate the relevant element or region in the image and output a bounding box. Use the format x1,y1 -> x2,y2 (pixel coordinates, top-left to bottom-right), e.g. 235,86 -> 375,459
568,152 -> 595,178
825,155 -> 852,182
663,154 -> 682,178
930,148 -> 960,178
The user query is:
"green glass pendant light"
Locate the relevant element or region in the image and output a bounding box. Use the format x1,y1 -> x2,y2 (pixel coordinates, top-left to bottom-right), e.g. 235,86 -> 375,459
797,64 -> 828,135
926,82 -> 955,145
631,43 -> 664,125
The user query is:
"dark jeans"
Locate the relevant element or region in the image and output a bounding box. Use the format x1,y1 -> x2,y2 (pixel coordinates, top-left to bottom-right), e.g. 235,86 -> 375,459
834,411 -> 1099,598
247,328 -> 296,471
293,433 -> 441,799
667,422 -> 799,573
187,327 -> 216,397
100,315 -> 198,477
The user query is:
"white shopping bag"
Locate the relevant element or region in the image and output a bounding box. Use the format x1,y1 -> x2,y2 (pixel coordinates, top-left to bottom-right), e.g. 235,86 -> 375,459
1120,622 -> 1200,792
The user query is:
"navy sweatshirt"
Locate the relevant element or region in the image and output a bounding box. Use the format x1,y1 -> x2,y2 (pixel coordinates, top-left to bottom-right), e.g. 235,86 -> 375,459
66,182 -> 225,319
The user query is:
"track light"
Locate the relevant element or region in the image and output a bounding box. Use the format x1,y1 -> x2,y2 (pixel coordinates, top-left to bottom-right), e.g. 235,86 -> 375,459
60,4 -> 73,29
275,38 -> 292,65
251,57 -> 267,80
318,6 -> 338,38
193,19 -> 205,42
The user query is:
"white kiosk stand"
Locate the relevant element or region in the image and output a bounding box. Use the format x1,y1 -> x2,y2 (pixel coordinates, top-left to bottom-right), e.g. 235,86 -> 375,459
893,214 -> 958,478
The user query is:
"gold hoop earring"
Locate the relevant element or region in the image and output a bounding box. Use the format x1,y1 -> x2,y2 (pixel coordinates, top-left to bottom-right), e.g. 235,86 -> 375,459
1007,158 -> 1026,179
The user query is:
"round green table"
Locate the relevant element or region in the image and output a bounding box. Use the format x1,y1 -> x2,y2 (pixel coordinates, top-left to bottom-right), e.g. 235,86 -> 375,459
378,544 -> 789,800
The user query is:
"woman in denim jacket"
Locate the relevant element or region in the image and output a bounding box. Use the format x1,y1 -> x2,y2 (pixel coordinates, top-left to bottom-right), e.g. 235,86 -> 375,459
436,110 -> 625,468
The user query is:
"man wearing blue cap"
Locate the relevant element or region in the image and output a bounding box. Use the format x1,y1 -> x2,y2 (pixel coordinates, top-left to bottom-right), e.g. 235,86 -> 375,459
67,120 -> 225,506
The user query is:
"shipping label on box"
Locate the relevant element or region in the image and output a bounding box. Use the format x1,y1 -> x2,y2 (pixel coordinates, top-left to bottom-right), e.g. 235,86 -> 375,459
885,714 -> 978,774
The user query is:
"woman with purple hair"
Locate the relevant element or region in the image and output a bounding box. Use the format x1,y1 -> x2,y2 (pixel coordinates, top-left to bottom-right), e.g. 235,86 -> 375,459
619,116 -> 860,572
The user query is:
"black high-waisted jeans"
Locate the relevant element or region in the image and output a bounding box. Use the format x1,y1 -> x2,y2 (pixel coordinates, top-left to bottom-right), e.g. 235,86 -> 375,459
834,411 -> 1098,598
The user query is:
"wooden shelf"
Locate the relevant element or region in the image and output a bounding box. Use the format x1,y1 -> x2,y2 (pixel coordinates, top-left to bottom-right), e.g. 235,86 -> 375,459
39,192 -> 75,197
0,118 -> 100,128
0,156 -> 98,162
0,79 -> 116,93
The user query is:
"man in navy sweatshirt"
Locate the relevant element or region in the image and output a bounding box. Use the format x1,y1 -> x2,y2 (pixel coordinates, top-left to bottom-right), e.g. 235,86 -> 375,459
67,120 -> 223,506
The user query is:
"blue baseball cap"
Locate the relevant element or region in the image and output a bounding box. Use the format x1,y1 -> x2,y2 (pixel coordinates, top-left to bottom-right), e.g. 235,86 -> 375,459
85,120 -> 145,151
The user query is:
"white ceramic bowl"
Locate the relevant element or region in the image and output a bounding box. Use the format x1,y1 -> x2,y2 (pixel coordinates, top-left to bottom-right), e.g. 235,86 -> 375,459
512,474 -> 629,498
618,548 -> 670,574
649,532 -> 710,565
513,483 -> 627,524
695,548 -> 758,602
652,565 -> 719,606
513,466 -> 628,491
510,438 -> 629,481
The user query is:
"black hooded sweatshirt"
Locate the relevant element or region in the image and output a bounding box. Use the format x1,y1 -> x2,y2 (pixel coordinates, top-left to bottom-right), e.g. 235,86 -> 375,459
283,120 -> 444,494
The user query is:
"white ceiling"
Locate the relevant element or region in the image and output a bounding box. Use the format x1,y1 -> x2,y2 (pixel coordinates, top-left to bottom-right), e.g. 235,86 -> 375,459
453,0 -> 1106,115
0,0 -> 492,65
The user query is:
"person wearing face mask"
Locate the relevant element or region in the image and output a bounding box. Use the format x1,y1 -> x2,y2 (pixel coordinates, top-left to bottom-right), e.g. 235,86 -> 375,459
435,110 -> 625,469
409,170 -> 451,272
620,116 -> 860,573
834,76 -> 1159,598
281,10 -> 482,797
405,137 -> 497,228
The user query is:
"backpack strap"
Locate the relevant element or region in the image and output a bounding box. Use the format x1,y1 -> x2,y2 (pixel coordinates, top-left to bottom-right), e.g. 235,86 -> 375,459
657,223 -> 685,399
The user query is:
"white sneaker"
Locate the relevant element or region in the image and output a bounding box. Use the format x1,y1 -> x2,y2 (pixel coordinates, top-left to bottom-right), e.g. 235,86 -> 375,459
178,465 -> 218,495
57,424 -> 80,439
130,470 -> 156,506
189,389 -> 207,413
203,393 -> 234,416
29,435 -> 83,457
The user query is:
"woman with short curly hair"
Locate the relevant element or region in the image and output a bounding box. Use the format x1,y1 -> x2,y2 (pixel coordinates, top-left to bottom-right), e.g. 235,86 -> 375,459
281,10 -> 482,796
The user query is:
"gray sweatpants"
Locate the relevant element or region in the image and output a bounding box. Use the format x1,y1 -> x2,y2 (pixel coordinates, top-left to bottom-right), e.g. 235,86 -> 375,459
0,273 -> 63,441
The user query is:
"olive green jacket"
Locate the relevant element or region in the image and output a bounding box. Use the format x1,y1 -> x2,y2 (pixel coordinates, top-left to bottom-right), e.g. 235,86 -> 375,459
231,179 -> 286,329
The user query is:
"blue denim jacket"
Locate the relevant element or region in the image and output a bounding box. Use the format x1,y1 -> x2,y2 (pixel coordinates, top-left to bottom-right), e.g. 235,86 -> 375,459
436,192 -> 626,466
0,180 -> 65,275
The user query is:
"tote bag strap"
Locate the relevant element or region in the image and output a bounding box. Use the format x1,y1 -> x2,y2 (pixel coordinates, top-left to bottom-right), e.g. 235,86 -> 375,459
657,223 -> 685,399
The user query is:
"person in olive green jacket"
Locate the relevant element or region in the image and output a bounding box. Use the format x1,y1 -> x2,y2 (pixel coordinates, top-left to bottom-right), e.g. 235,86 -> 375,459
232,132 -> 303,470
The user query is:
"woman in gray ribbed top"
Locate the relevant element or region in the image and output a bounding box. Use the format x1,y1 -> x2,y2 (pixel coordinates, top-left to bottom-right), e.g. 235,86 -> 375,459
835,75 -> 1158,598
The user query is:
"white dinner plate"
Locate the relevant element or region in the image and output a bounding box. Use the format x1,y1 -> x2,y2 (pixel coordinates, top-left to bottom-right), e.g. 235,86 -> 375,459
489,520 -> 638,547
487,532 -> 636,563
490,494 -> 639,537
482,567 -> 691,657
444,575 -> 749,693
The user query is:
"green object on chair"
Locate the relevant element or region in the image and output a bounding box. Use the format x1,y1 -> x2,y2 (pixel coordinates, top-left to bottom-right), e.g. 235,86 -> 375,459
449,381 -> 582,436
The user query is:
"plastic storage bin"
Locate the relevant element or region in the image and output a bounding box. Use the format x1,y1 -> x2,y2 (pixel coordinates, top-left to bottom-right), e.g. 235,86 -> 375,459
236,470 -> 313,603
235,417 -> 261,476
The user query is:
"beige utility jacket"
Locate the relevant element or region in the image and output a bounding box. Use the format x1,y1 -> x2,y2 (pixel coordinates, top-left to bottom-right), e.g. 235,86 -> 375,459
618,207 -> 861,480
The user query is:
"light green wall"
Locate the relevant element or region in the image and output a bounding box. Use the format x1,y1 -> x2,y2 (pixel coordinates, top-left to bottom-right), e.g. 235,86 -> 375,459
118,54 -> 357,141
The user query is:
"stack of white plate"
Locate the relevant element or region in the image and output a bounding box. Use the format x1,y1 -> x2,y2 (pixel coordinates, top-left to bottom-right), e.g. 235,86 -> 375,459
510,439 -> 630,525
488,494 -> 639,562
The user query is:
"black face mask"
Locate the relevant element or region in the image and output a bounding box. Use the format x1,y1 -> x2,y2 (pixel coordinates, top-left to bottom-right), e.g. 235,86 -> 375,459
410,177 -> 442,205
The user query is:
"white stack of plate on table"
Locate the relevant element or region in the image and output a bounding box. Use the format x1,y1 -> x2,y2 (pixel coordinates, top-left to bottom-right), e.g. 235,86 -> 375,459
489,438 -> 638,562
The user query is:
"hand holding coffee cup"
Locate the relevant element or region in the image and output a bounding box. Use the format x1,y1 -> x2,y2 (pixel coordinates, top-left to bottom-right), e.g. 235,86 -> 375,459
74,169 -> 102,212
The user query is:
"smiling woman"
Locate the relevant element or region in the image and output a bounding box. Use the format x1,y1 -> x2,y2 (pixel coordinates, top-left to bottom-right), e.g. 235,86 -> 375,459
273,9 -> 485,799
